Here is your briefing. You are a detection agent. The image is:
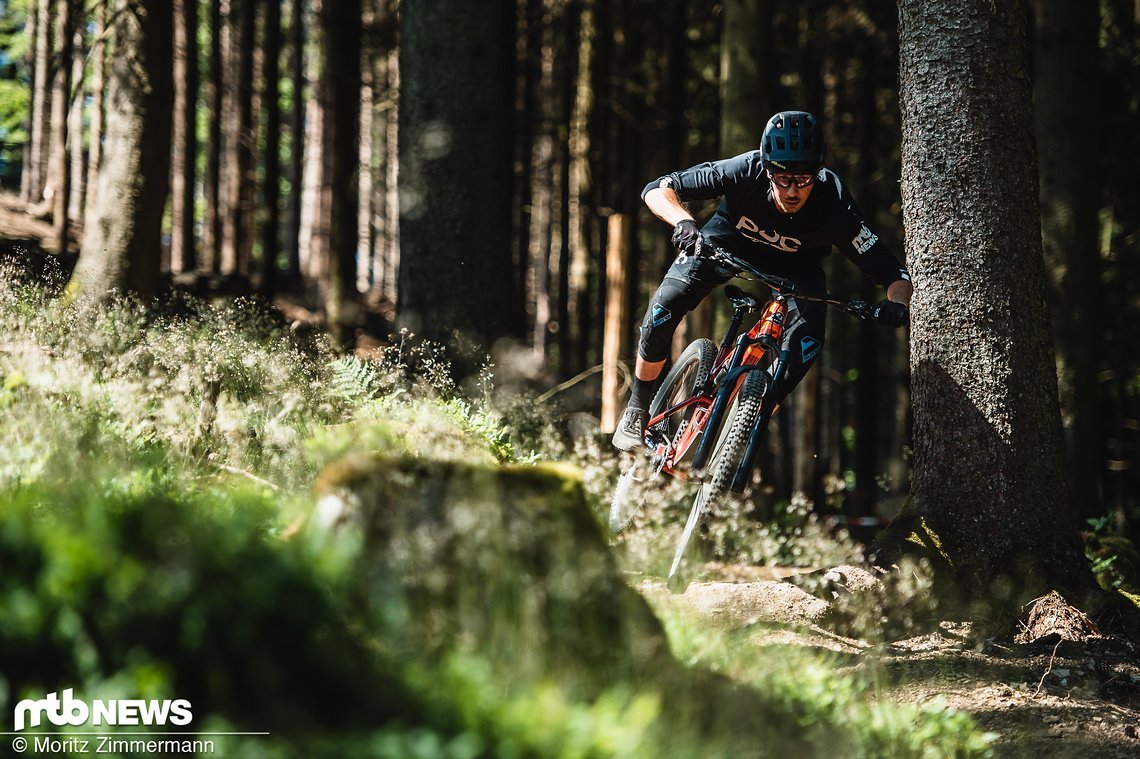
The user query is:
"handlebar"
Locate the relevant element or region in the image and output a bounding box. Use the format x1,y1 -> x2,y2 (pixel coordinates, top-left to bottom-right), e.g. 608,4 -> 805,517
705,245 -> 874,320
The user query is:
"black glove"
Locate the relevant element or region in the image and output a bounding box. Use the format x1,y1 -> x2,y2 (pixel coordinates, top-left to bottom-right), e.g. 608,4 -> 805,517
671,219 -> 703,258
872,300 -> 909,327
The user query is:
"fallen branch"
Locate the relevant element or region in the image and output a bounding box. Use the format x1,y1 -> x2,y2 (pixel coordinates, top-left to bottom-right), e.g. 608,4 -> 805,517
217,464 -> 279,491
536,362 -> 632,404
1033,638 -> 1064,697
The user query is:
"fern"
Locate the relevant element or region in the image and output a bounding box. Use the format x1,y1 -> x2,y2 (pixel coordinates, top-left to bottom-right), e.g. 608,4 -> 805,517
330,356 -> 379,402
443,398 -> 517,463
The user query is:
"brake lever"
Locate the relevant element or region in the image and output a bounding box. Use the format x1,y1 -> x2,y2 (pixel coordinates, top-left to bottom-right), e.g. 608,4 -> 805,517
704,246 -> 740,277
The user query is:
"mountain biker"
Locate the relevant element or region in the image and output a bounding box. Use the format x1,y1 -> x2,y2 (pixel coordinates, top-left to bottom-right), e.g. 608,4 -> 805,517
612,110 -> 912,452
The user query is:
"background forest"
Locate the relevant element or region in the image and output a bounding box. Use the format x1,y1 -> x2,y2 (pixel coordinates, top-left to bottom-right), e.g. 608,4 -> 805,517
0,0 -> 1139,755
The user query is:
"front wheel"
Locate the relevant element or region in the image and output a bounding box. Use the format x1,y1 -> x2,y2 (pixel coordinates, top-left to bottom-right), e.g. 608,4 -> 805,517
667,369 -> 768,589
608,455 -> 654,533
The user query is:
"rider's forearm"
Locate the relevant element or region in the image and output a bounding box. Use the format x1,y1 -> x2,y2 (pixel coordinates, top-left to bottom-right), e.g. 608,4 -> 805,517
886,278 -> 913,306
644,187 -> 695,227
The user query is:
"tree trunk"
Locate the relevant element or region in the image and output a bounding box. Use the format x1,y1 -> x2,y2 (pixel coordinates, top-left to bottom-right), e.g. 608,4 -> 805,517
25,0 -> 53,205
382,47 -> 399,304
526,0 -> 566,371
46,0 -> 74,252
514,0 -> 540,343
261,0 -> 283,296
284,0 -> 305,284
314,0 -> 362,347
893,0 -> 1093,598
564,0 -> 593,376
67,20 -> 85,225
397,0 -> 524,360
601,214 -> 631,432
358,0 -> 400,306
202,0 -> 225,274
1034,0 -> 1103,520
72,0 -> 173,301
298,11 -> 327,282
221,0 -> 256,278
19,0 -> 40,204
84,1 -> 107,231
357,15 -> 375,295
170,0 -> 199,273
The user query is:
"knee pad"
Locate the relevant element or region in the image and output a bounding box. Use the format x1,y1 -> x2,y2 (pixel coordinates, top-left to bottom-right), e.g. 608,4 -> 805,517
637,301 -> 681,363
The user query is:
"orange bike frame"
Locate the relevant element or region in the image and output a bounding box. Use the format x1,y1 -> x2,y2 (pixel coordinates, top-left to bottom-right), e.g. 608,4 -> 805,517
648,296 -> 788,477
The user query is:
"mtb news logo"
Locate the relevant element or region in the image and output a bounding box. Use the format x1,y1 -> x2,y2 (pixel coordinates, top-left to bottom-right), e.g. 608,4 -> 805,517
13,689 -> 193,731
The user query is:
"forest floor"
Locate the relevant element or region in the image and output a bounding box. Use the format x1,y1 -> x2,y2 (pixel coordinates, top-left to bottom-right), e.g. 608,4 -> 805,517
637,562 -> 1140,757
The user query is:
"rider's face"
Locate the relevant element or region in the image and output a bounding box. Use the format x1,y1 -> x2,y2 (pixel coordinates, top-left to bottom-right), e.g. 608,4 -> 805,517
769,172 -> 815,214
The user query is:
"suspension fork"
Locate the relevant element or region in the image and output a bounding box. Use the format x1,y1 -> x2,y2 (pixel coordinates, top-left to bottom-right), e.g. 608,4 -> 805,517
730,348 -> 788,493
691,336 -> 776,472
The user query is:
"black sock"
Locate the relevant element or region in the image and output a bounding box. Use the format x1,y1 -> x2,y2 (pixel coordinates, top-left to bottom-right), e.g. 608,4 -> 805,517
628,375 -> 657,412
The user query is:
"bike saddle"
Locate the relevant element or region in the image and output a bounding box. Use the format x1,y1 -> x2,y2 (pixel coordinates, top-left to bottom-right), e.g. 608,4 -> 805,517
724,285 -> 760,311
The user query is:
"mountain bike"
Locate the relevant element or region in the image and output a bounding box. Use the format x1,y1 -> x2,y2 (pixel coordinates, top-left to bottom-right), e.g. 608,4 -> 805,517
609,246 -> 874,590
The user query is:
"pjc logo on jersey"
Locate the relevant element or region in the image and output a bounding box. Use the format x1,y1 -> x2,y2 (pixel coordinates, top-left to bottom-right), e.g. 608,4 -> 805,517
735,216 -> 802,253
852,224 -> 878,254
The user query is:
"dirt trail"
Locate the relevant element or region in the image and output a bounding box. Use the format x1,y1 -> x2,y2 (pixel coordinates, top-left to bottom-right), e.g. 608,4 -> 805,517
638,564 -> 1140,758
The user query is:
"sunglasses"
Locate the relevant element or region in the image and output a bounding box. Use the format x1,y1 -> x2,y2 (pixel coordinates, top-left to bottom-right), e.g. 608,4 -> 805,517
768,171 -> 816,189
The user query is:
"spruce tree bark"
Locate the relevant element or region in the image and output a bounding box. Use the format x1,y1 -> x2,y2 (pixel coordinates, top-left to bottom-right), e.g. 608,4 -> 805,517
71,0 -> 173,301
398,0 -> 524,360
892,0 -> 1094,599
1034,0 -> 1102,519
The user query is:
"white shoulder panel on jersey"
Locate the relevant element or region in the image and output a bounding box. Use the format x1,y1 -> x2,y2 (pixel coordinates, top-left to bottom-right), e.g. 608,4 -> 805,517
820,168 -> 843,198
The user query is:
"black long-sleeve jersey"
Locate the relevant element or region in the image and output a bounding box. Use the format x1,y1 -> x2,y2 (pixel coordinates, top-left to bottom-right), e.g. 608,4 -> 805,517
642,150 -> 910,293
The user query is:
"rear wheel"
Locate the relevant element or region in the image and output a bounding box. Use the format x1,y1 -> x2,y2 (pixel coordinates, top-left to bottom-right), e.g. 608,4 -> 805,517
667,369 -> 768,589
647,339 -> 718,463
609,339 -> 716,534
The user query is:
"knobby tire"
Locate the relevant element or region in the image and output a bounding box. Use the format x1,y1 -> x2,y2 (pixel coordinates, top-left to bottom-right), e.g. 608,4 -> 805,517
608,339 -> 717,534
668,369 -> 768,588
